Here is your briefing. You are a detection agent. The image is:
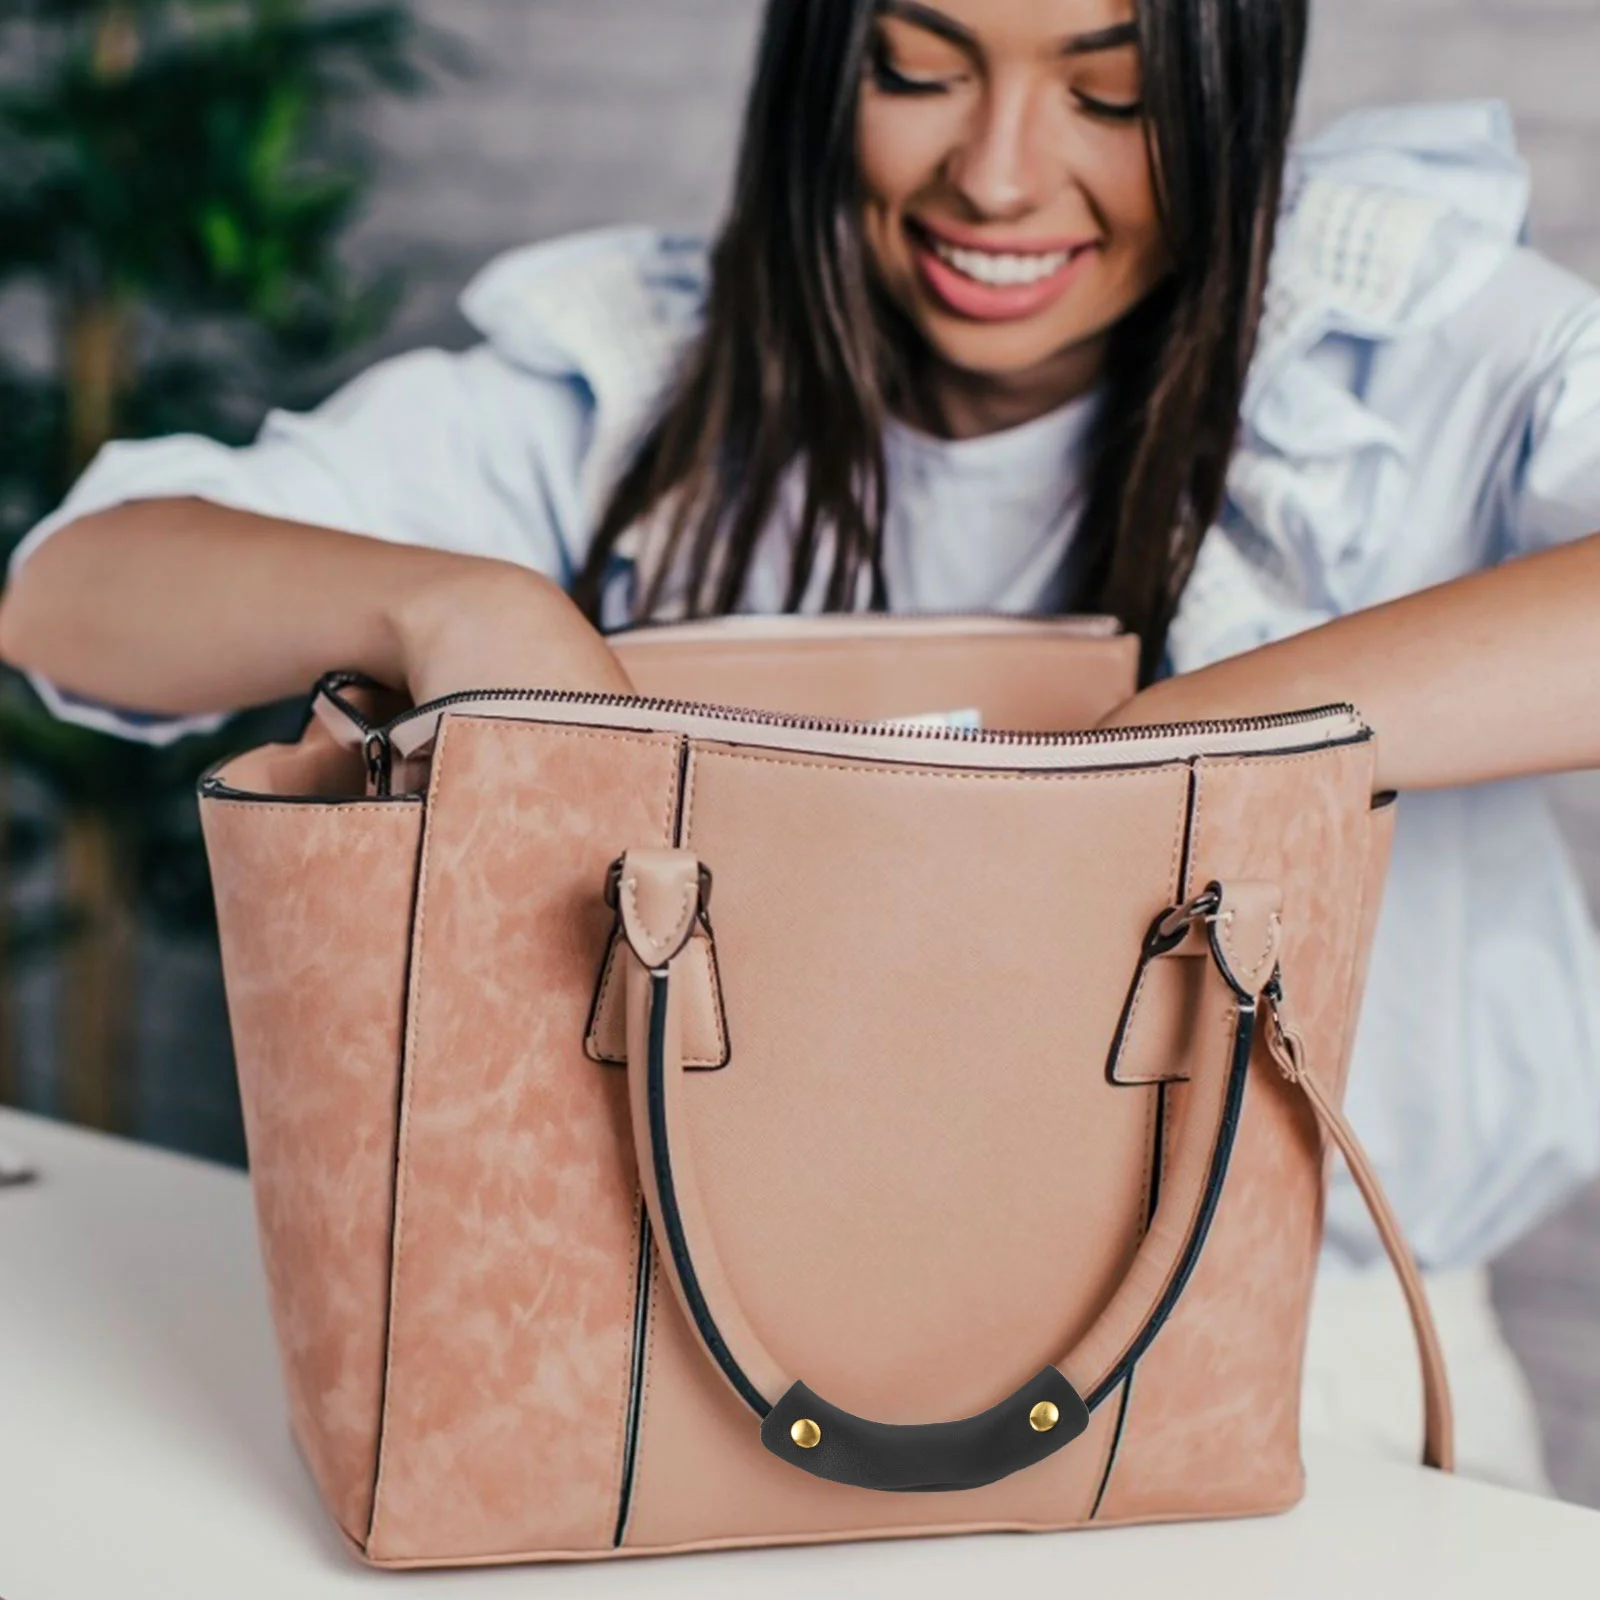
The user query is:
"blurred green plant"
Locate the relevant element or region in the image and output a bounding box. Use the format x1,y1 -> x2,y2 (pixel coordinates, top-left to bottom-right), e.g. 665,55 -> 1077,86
0,0 -> 453,1137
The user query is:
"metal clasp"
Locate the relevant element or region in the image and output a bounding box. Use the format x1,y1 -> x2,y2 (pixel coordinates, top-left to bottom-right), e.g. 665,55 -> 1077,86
363,731 -> 391,798
1262,967 -> 1306,1082
1148,884 -> 1224,957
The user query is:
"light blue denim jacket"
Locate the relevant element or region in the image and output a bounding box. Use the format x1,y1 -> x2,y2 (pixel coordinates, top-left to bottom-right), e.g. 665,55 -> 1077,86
14,102 -> 1600,1271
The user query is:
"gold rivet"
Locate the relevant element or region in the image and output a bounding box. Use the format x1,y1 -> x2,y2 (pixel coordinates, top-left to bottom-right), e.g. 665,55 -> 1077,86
791,1418 -> 822,1450
1029,1401 -> 1060,1433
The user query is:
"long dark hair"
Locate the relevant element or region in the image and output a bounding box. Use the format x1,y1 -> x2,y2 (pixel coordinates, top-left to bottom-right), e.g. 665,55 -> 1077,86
571,0 -> 1307,683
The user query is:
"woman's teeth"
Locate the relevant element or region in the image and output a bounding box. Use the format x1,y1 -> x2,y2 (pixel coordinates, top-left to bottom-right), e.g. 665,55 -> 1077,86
926,237 -> 1075,287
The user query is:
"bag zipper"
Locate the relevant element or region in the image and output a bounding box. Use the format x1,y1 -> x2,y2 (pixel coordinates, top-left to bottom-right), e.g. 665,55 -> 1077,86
369,688 -> 1366,796
335,617 -> 1129,796
386,685 -> 1356,749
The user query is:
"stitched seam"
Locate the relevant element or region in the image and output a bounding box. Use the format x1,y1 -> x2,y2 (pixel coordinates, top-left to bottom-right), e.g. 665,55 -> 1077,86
368,713 -> 454,1549
1166,771 -> 1187,906
700,936 -> 729,1062
370,716 -> 679,1556
609,739 -> 684,1543
598,733 -> 678,1545
606,1194 -> 645,1541
620,1240 -> 665,1549
681,744 -> 701,849
458,718 -> 684,755
678,750 -> 728,1065
1111,789 -> 1192,1085
1132,1077 -> 1158,1235
355,780 -> 428,1552
606,1201 -> 639,1523
1113,965 -> 1167,1086
1218,906 -> 1281,993
659,743 -> 680,855
202,802 -> 420,818
622,874 -> 696,957
695,748 -> 1185,785
1191,758 -> 1208,901
1161,771 -> 1200,1170
1325,778 -> 1387,1102
680,748 -> 702,893
1195,750 -> 1351,778
1257,911 -> 1282,986
588,938 -> 624,1057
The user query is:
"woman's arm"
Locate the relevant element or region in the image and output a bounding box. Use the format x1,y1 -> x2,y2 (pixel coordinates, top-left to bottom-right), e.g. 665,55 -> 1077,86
1100,531 -> 1600,792
0,498 -> 633,715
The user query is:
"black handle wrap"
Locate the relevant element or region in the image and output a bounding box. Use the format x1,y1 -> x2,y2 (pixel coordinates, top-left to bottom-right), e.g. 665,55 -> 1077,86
760,1369 -> 1091,1493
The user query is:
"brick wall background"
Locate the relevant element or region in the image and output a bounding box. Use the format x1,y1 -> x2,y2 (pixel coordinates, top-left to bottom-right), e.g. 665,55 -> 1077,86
1300,0 -> 1599,279
354,0 -> 1600,352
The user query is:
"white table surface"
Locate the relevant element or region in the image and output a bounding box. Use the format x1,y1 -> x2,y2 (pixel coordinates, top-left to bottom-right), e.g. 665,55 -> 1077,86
2,1107 -> 1597,1599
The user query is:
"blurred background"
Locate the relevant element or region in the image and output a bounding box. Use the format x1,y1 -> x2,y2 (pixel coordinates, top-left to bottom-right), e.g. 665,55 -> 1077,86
0,0 -> 1596,1502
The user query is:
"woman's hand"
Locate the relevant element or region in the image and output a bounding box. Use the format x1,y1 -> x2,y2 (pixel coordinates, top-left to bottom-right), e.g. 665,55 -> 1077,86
1096,531 -> 1600,793
391,560 -> 634,707
0,501 -> 636,722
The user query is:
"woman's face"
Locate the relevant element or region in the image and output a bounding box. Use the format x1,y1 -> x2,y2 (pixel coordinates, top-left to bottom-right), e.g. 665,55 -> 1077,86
858,0 -> 1171,411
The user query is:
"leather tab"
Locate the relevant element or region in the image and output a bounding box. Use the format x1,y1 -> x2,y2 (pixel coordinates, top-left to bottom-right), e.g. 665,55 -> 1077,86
1106,942 -> 1208,1087
1209,881 -> 1283,998
615,849 -> 705,971
586,923 -> 729,1068
1107,882 -> 1280,1086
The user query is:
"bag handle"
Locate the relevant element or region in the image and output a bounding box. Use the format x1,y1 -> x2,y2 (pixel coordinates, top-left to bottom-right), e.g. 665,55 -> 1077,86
1260,986 -> 1455,1472
610,848 -> 1453,1493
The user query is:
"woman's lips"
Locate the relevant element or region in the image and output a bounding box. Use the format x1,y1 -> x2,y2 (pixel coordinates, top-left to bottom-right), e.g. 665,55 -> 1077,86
908,221 -> 1098,324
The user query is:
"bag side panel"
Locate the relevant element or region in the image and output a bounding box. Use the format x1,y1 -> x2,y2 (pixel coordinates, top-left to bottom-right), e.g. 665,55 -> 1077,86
366,718 -> 684,1563
1094,739 -> 1381,1520
1333,794 -> 1399,1102
200,793 -> 423,1545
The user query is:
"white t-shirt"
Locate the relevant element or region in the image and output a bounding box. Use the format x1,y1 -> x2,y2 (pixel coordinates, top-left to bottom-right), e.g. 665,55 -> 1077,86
613,392 -> 1101,626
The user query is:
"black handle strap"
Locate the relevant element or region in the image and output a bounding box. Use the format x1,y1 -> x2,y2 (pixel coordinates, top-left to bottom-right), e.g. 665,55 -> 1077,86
610,848 -> 1289,1494
760,1372 -> 1089,1494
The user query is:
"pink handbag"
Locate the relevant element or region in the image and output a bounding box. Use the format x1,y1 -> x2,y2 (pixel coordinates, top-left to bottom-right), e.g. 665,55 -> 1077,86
199,613 -> 1451,1569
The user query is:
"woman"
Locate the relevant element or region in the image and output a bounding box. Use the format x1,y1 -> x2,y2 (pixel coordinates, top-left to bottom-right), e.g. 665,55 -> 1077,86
3,0 -> 1597,1492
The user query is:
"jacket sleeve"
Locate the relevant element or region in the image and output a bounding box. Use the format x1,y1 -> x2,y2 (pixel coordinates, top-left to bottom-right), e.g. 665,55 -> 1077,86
1501,283 -> 1600,556
1167,101 -> 1597,678
5,342 -> 590,744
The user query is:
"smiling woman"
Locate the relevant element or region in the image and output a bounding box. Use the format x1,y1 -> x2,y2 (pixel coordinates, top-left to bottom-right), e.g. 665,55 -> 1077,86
3,0 -> 1600,1512
859,3 -> 1167,387
579,0 -> 1305,675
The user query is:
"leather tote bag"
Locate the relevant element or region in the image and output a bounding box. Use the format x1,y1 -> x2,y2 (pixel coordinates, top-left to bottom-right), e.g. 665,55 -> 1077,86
198,613 -> 1452,1569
